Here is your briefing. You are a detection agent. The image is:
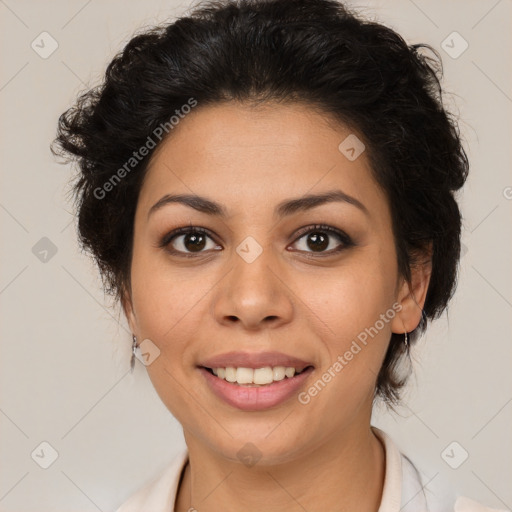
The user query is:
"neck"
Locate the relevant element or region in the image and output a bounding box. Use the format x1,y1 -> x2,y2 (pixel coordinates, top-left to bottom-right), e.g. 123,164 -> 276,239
175,425 -> 385,512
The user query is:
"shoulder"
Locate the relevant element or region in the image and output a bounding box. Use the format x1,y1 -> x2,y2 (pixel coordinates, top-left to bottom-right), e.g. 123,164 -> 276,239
113,435 -> 508,512
453,496 -> 510,512
114,449 -> 188,512
373,427 -> 508,512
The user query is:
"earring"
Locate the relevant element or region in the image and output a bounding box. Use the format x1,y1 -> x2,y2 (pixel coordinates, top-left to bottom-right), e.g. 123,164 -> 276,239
130,334 -> 138,373
400,317 -> 409,350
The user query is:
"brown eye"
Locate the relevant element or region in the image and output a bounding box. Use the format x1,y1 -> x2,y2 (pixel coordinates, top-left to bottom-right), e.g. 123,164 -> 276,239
290,224 -> 354,255
179,232 -> 207,252
304,232 -> 329,252
160,227 -> 220,256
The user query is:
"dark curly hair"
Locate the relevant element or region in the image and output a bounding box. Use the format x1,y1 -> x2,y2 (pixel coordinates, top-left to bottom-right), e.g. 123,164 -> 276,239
51,0 -> 469,406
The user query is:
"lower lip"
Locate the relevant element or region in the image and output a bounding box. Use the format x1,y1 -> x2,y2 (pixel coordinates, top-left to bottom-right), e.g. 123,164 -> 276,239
199,367 -> 314,411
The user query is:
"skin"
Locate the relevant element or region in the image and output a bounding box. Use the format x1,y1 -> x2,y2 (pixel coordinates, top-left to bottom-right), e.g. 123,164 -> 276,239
123,101 -> 431,512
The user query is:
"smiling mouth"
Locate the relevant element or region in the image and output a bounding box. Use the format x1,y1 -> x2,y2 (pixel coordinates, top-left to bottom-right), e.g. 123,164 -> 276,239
201,365 -> 314,386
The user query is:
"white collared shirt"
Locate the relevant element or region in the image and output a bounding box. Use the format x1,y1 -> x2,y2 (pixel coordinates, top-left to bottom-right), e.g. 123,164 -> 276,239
114,427 -> 506,512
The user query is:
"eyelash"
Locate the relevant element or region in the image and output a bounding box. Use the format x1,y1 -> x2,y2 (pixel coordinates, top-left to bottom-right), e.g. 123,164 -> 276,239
158,224 -> 354,259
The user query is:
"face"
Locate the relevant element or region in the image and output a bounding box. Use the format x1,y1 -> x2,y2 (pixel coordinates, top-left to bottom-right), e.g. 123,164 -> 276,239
124,101 -> 427,464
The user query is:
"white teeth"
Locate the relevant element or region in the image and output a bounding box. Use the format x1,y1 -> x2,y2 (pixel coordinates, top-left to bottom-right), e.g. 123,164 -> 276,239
236,367 -> 253,384
284,367 -> 296,378
253,367 -> 273,385
273,366 -> 286,381
225,367 -> 237,382
210,365 -> 307,385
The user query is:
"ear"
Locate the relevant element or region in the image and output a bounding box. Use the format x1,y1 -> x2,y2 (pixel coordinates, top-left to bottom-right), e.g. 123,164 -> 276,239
391,247 -> 432,335
121,286 -> 138,335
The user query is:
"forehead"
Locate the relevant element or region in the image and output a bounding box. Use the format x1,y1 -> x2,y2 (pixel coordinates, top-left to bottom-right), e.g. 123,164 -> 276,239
138,101 -> 386,217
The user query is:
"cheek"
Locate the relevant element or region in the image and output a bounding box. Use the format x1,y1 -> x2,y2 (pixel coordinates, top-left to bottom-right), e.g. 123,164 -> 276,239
298,252 -> 398,408
129,248 -> 216,356
304,254 -> 397,341
297,279 -> 395,416
129,252 -> 209,421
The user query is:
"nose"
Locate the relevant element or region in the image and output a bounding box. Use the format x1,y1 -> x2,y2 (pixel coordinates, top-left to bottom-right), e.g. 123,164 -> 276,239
211,246 -> 294,331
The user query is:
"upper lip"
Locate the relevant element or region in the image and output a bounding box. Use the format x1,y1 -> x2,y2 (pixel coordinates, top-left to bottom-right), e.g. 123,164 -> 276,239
199,351 -> 314,370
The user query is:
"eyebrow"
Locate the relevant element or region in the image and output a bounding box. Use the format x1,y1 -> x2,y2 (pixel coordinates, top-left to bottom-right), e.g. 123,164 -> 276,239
147,190 -> 369,220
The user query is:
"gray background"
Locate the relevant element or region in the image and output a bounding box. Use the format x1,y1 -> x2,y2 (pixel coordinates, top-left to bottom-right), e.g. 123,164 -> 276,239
0,0 -> 511,510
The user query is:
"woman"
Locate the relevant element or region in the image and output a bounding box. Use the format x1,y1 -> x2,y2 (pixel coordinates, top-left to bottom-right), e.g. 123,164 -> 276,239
51,0 -> 501,510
